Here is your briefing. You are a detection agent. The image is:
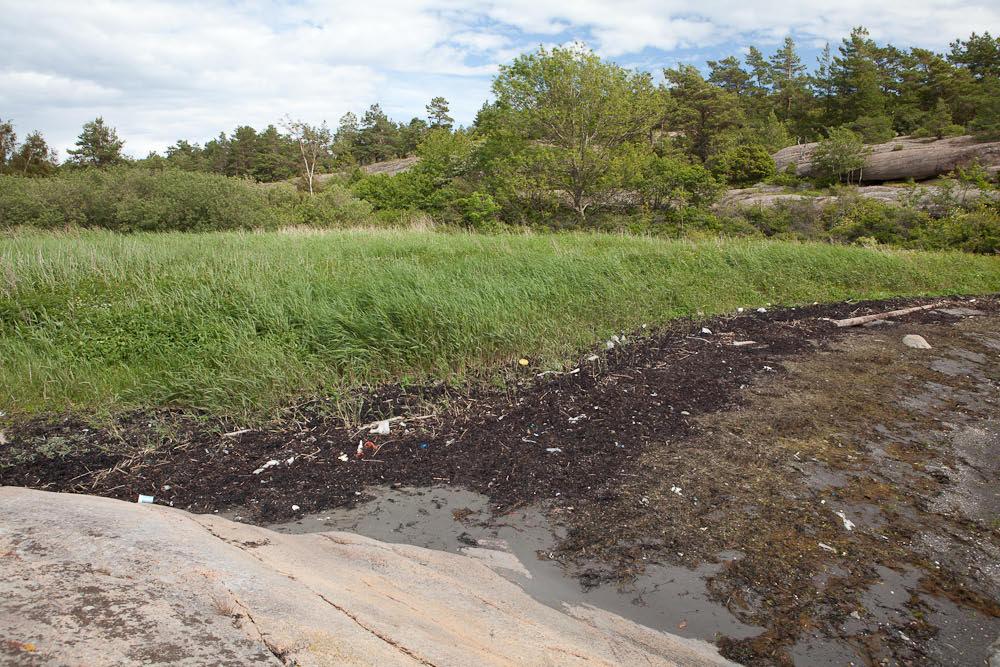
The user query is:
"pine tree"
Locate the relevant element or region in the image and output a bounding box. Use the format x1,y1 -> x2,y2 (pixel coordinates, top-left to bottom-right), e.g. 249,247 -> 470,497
226,126 -> 258,178
67,117 -> 124,167
357,104 -> 400,164
707,56 -> 750,95
426,96 -> 454,129
769,37 -> 808,118
663,64 -> 744,163
745,47 -> 772,93
812,44 -> 837,126
831,28 -> 888,124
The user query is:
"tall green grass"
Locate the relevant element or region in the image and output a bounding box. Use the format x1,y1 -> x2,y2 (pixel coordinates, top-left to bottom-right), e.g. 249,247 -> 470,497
2,228 -> 998,418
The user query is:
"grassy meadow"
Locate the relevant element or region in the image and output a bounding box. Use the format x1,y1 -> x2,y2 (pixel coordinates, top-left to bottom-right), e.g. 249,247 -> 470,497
2,228 -> 999,419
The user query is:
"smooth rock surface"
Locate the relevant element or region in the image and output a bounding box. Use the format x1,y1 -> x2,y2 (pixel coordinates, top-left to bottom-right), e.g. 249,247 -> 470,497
0,487 -> 735,666
715,183 -> 995,211
773,135 -> 1000,183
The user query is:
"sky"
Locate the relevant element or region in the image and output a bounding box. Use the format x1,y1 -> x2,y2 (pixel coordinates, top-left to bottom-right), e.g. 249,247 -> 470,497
3,0 -> 999,159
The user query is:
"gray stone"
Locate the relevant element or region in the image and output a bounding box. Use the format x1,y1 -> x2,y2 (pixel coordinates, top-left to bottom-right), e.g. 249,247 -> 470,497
937,307 -> 986,317
903,334 -> 933,349
0,487 -> 735,666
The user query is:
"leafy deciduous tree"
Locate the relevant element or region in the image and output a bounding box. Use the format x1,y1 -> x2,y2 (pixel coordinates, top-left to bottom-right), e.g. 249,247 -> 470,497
813,127 -> 869,185
492,45 -> 660,218
282,117 -> 332,194
10,131 -> 58,176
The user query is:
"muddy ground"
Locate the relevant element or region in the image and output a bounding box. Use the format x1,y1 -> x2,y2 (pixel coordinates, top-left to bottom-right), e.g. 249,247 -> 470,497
2,296 -> 999,665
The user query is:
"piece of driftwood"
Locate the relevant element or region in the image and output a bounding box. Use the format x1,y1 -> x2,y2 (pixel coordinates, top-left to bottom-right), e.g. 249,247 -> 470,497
831,302 -> 947,328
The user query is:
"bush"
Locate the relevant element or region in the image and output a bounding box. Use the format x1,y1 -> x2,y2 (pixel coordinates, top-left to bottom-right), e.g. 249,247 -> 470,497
630,155 -> 721,210
711,144 -> 776,187
825,198 -> 930,246
287,183 -> 374,227
766,164 -> 802,187
0,167 -> 280,231
916,208 -> 1000,254
0,167 -> 378,232
460,191 -> 501,231
812,127 -> 868,186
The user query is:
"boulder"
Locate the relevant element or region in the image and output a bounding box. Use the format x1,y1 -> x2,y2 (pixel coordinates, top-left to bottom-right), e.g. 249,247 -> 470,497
772,135 -> 1000,183
0,487 -> 735,666
903,334 -> 933,349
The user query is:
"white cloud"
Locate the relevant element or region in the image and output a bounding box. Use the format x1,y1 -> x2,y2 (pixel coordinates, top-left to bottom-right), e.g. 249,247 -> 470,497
0,0 -> 997,157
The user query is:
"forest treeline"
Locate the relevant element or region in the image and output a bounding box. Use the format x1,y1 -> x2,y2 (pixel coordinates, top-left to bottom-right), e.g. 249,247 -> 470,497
1,28 -> 998,251
4,29 -> 998,179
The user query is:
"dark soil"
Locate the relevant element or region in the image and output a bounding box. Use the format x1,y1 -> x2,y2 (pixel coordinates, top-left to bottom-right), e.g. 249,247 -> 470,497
3,294 -> 999,665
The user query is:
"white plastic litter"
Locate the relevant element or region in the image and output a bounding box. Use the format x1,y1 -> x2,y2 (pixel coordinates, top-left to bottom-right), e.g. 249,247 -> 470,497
568,414 -> 587,424
732,340 -> 756,347
545,448 -> 563,453
338,453 -> 349,462
670,486 -> 683,495
370,419 -> 392,435
253,460 -> 280,475
834,510 -> 855,531
757,307 -> 767,313
137,495 -> 155,504
291,504 -> 300,511
701,327 -> 712,335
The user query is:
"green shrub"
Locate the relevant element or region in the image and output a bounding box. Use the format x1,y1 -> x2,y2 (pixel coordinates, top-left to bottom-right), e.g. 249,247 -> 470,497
766,164 -> 802,187
825,198 -> 931,246
731,205 -> 792,236
286,183 -> 374,227
711,144 -> 776,187
812,128 -> 868,186
629,155 -> 721,210
0,167 -> 282,231
916,208 -> 1000,254
461,191 -> 501,231
0,168 -> 379,232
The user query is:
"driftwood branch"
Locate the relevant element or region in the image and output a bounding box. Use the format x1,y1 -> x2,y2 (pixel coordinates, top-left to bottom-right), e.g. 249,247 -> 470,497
831,302 -> 947,328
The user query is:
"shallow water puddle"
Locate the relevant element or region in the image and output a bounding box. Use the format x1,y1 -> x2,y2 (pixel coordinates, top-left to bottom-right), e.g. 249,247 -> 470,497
264,485 -> 762,643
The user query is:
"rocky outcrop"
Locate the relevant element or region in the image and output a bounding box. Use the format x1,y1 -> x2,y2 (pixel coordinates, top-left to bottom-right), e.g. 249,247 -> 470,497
0,487 -> 735,666
361,156 -> 420,176
715,183 -> 994,211
773,135 -> 1000,183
